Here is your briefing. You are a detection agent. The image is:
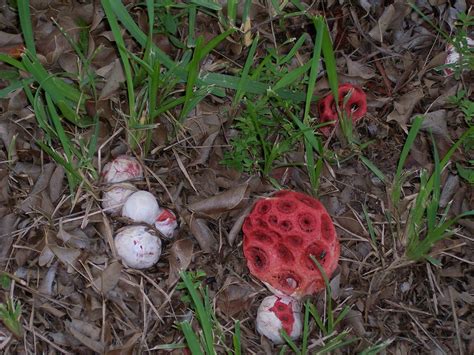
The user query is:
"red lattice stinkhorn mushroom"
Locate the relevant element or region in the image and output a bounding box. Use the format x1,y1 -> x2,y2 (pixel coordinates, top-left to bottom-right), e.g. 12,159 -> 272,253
243,190 -> 340,298
256,295 -> 302,344
318,83 -> 367,137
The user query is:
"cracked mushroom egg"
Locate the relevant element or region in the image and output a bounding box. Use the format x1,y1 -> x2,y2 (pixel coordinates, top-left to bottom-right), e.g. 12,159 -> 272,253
256,295 -> 302,344
243,190 -> 340,298
102,155 -> 143,183
114,225 -> 162,269
101,183 -> 137,215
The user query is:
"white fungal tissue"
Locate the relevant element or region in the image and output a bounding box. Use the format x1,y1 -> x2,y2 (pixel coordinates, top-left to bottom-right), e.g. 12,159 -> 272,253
102,155 -> 143,183
122,190 -> 160,225
102,183 -> 136,215
155,208 -> 178,238
114,225 -> 162,269
256,295 -> 302,344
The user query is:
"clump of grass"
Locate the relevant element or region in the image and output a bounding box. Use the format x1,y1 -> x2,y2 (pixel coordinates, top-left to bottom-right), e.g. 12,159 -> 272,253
279,256 -> 355,354
361,115 -> 474,264
222,15 -> 342,194
409,3 -> 473,79
170,271 -> 242,355
0,298 -> 22,339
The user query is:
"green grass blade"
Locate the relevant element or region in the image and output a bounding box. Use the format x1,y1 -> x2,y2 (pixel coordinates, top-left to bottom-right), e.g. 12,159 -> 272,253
107,0 -> 307,101
190,0 -> 222,11
280,330 -> 301,355
188,5 -> 197,47
273,62 -> 311,92
301,300 -> 310,354
180,321 -> 202,354
304,18 -> 323,124
360,156 -> 386,183
317,16 -> 339,104
427,133 -> 441,232
392,115 -> 424,206
101,0 -> 136,123
0,53 -> 25,71
280,34 -> 308,65
233,36 -> 259,107
233,321 -> 241,355
17,0 -> 36,56
362,204 -> 378,248
179,272 -> 215,355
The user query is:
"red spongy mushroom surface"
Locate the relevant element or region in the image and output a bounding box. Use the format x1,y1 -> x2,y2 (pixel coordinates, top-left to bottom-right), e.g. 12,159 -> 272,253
318,83 -> 367,137
242,190 -> 340,298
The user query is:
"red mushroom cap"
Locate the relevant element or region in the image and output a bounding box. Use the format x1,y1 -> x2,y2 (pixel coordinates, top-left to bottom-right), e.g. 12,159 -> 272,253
242,190 -> 340,298
317,83 -> 367,137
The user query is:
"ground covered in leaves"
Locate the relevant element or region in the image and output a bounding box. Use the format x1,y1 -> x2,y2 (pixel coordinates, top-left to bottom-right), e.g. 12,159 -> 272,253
0,0 -> 473,354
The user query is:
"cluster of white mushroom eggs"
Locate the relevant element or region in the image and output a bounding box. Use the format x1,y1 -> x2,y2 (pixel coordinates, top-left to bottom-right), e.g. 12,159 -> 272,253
102,155 -> 178,269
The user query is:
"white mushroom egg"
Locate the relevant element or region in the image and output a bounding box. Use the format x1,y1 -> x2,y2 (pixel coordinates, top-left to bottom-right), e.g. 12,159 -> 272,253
114,225 -> 161,269
102,183 -> 136,215
256,295 -> 302,344
154,208 -> 178,239
102,155 -> 143,183
122,190 -> 160,225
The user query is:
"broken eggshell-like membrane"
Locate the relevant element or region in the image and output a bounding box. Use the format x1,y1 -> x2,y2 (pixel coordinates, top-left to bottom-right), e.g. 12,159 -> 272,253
256,295 -> 302,344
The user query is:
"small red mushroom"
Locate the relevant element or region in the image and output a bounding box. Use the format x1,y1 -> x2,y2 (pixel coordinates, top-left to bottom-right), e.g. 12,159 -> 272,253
317,83 -> 367,137
242,190 -> 339,298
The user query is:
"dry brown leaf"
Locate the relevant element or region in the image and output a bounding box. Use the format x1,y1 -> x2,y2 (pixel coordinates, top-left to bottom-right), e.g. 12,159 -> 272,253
91,261 -> 122,294
227,203 -> 253,246
0,31 -> 22,46
345,55 -> 376,79
98,58 -> 125,99
19,163 -> 55,213
368,5 -> 395,42
344,309 -> 367,336
106,332 -> 141,355
58,222 -> 90,249
49,165 -> 65,203
67,320 -> 105,354
50,245 -> 81,273
189,130 -> 220,167
0,214 -> 17,266
167,239 -> 194,287
440,174 -> 459,208
415,109 -> 449,138
97,214 -> 116,258
38,263 -> 57,296
183,215 -> 216,253
38,245 -> 55,267
216,283 -> 253,317
386,88 -> 424,133
187,184 -> 249,216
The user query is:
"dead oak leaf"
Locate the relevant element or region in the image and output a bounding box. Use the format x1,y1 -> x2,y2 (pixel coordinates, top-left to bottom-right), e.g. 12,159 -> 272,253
386,88 -> 424,133
167,239 -> 194,287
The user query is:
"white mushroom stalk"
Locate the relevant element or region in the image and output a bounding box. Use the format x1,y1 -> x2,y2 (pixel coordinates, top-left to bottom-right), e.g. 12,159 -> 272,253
122,190 -> 160,225
102,155 -> 143,183
256,295 -> 302,344
114,225 -> 162,269
155,208 -> 178,238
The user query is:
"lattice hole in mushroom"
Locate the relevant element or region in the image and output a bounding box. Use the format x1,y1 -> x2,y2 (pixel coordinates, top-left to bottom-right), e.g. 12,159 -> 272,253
275,243 -> 295,263
276,199 -> 296,214
247,247 -> 268,271
304,243 -> 328,271
298,212 -> 317,233
320,214 -> 334,241
256,200 -> 272,215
